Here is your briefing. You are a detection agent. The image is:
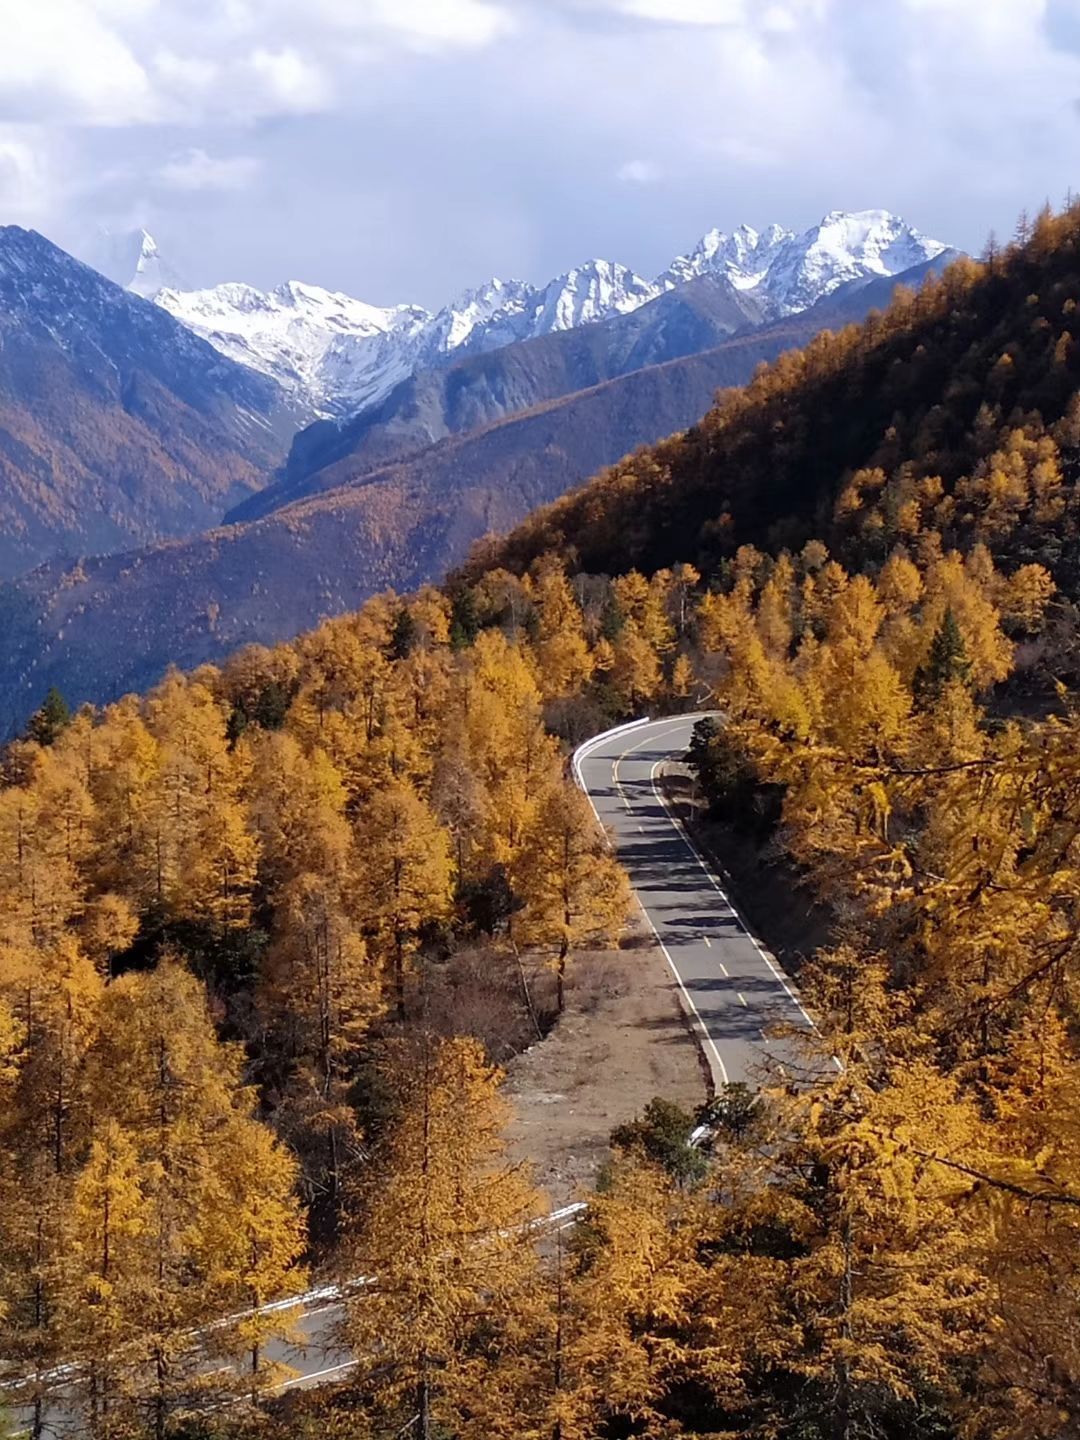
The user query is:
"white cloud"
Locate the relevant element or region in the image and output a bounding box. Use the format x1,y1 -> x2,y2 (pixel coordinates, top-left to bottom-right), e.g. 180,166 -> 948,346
0,0 -> 511,129
576,0 -> 747,24
0,130 -> 53,221
0,0 -> 153,125
247,47 -> 332,113
7,0 -> 1080,309
153,51 -> 221,96
617,158 -> 661,183
157,148 -> 262,191
339,0 -> 513,49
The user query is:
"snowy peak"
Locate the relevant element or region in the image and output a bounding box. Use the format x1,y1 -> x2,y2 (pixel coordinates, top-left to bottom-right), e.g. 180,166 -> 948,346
155,257 -> 662,416
534,259 -> 658,333
660,222 -> 793,291
430,261 -> 657,355
765,208 -> 947,314
134,208 -> 950,418
429,277 -> 537,353
663,208 -> 947,315
78,226 -> 185,298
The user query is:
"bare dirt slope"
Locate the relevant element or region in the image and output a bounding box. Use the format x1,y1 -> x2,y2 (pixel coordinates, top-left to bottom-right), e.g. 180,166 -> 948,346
504,924 -> 709,1207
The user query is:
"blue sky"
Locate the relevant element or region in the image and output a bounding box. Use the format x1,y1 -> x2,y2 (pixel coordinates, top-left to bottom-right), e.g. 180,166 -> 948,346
3,0 -> 1080,304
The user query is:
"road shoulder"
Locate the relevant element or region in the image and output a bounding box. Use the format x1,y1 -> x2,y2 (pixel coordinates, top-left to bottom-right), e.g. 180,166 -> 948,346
503,919 -> 709,1207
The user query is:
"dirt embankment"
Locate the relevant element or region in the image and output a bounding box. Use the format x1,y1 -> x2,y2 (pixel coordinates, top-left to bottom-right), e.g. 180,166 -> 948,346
504,922 -> 708,1207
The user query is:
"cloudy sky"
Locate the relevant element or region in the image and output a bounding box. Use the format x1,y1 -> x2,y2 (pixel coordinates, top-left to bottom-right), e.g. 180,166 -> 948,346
3,0 -> 1080,304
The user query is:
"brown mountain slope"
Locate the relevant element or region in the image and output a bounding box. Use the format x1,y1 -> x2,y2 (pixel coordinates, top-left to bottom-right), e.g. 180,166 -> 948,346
0,227 -> 290,577
0,320 -> 821,722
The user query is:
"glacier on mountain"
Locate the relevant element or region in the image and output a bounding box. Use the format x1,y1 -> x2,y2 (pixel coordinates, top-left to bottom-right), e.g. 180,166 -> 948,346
130,209 -> 948,418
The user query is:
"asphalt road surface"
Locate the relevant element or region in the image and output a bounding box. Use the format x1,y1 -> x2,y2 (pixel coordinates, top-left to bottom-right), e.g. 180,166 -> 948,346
574,713 -> 814,1088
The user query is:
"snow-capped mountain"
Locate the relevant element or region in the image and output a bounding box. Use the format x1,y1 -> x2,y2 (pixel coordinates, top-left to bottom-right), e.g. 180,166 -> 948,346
137,209 -> 948,418
154,257 -> 664,417
658,210 -> 948,314
81,226 -> 186,298
153,279 -> 432,418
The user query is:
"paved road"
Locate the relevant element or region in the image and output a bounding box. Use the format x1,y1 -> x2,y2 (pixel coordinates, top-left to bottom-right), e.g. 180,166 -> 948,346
574,713 -> 813,1088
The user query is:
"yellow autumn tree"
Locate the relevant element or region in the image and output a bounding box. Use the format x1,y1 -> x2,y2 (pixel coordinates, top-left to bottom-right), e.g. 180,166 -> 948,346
514,783 -> 629,1012
351,780 -> 452,1018
344,1035 -> 544,1440
81,959 -> 306,1434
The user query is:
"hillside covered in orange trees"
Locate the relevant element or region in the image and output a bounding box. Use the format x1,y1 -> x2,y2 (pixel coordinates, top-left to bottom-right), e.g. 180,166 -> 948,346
4,207 -> 1080,1440
466,205 -> 1080,622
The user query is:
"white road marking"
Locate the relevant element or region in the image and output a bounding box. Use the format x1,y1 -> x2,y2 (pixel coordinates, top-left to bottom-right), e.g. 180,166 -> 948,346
737,992 -> 747,1007
718,962 -> 728,977
703,935 -> 711,947
279,1360 -> 359,1391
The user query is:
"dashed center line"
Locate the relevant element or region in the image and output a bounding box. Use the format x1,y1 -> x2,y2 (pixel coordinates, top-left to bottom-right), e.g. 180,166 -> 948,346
737,992 -> 747,1007
718,962 -> 728,977
702,935 -> 711,947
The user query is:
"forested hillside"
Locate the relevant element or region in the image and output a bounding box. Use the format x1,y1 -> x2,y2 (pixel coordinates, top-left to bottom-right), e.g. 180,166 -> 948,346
5,207 -> 1080,1440
0,256 -> 948,727
0,575 -> 636,1436
468,207 -> 1080,613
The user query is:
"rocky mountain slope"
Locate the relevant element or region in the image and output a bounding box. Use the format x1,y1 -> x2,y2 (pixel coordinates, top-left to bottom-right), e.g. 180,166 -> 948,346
0,227 -> 293,577
149,210 -> 947,419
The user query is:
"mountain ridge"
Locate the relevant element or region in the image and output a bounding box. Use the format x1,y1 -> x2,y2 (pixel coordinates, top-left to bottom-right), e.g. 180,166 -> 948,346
147,209 -> 948,419
0,256 -> 950,724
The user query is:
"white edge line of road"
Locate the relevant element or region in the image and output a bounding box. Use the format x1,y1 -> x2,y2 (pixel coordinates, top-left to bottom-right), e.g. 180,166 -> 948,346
573,715 -> 730,1088
571,715 -> 652,789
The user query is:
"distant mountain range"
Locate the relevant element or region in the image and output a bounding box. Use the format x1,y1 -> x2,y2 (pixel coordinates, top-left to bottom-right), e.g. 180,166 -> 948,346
0,209 -> 959,724
121,209 -> 948,419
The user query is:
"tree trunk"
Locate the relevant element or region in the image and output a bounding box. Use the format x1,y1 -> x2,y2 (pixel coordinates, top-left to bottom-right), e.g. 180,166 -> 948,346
512,941 -> 543,1040
418,1357 -> 431,1440
834,1215 -> 853,1440
154,1348 -> 167,1440
395,932 -> 407,1023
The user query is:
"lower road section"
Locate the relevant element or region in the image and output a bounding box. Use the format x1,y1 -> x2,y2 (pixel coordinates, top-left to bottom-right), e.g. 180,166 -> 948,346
574,713 -> 812,1088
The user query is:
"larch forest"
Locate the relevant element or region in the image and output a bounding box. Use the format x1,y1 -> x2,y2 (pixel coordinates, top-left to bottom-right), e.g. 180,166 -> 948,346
6,203 -> 1080,1440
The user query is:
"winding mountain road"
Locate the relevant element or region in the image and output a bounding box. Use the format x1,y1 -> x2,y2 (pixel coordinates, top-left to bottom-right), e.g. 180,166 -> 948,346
574,713 -> 813,1088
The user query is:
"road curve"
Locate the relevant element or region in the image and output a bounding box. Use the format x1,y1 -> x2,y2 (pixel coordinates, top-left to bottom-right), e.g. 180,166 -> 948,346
574,713 -> 812,1089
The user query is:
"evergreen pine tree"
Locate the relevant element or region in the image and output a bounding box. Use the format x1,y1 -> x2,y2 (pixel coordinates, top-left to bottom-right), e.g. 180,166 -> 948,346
25,688 -> 71,748
915,607 -> 973,704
